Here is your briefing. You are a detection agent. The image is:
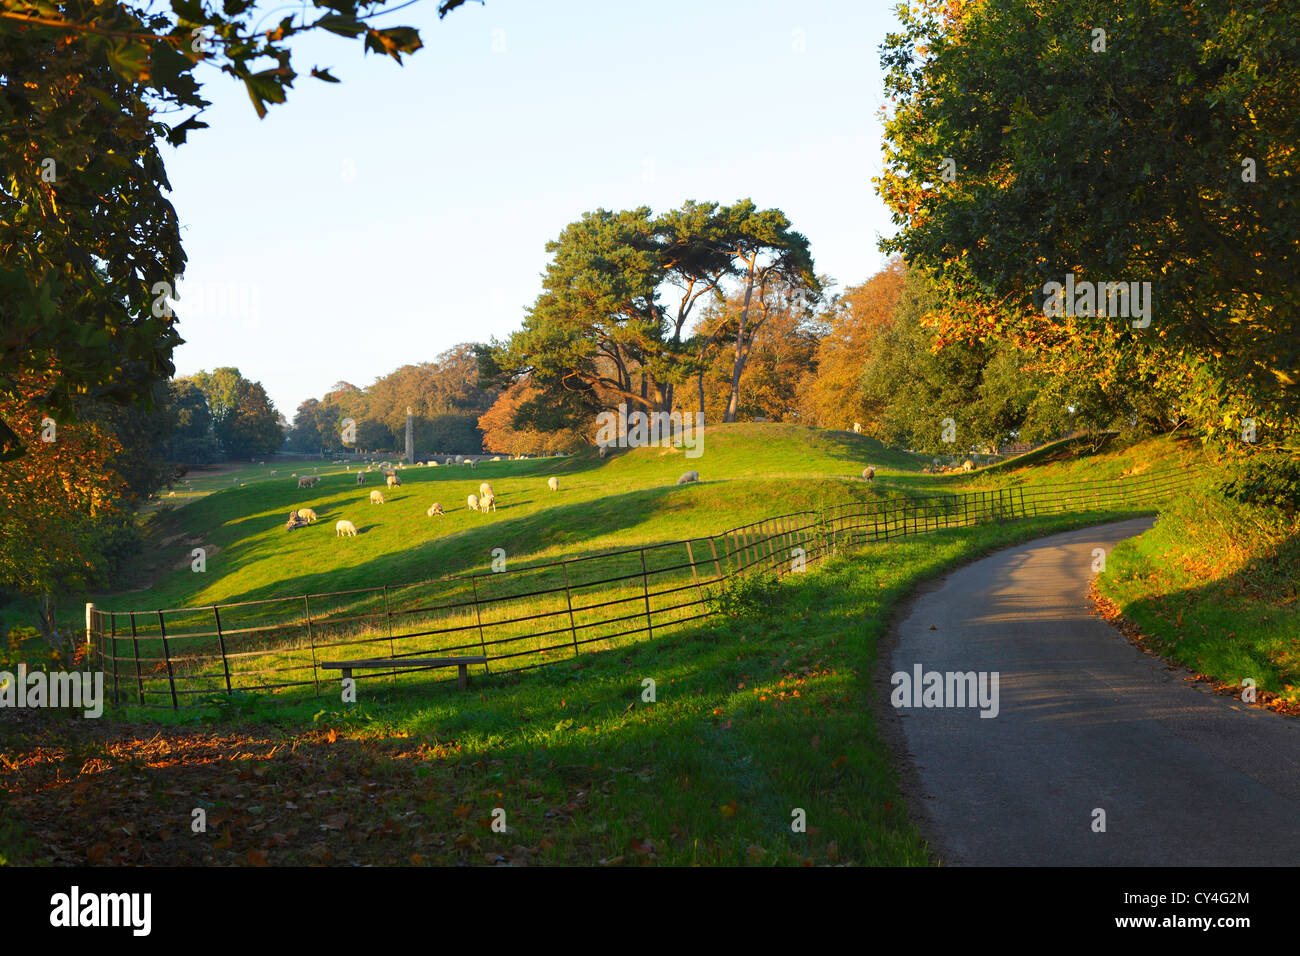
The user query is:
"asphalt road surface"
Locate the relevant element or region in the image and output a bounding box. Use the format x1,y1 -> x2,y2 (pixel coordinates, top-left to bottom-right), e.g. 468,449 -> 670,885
890,517 -> 1300,865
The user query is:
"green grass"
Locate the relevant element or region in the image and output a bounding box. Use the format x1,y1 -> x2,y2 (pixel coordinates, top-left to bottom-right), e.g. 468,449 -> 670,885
2,508 -> 1148,866
94,424 -> 927,613
1096,477 -> 1300,704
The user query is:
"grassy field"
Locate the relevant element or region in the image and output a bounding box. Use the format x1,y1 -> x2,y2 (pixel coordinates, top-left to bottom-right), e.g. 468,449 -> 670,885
91,425 -> 928,613
1,508 -> 1149,867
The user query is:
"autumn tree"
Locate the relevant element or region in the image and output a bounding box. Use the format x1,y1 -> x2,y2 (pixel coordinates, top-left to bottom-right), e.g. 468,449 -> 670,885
0,372 -> 130,647
877,0 -> 1299,454
478,380 -> 589,456
798,259 -> 906,432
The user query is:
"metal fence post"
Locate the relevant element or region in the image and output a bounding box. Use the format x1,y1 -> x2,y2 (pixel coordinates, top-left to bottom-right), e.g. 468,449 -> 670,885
303,596 -> 319,691
213,606 -> 233,696
562,561 -> 580,658
129,612 -> 144,704
157,610 -> 178,711
639,548 -> 654,640
470,576 -> 491,673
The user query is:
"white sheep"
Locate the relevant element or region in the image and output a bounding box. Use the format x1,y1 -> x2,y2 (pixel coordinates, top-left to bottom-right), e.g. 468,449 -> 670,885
863,467 -> 875,481
336,519 -> 357,537
478,481 -> 494,499
480,492 -> 496,513
467,494 -> 479,512
547,476 -> 559,492
356,472 -> 366,485
297,508 -> 318,523
427,503 -> 445,517
370,490 -> 385,505
470,460 -> 477,470
962,459 -> 974,472
598,445 -> 608,459
430,460 -> 439,467
297,476 -> 317,489
387,474 -> 401,489
676,471 -> 699,485
853,422 -> 862,433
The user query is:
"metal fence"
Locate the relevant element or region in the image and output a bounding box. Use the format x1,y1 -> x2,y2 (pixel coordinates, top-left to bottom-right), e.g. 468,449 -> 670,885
88,467 -> 1193,708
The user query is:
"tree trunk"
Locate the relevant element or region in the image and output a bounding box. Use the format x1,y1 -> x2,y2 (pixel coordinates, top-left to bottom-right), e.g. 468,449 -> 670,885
723,263 -> 758,423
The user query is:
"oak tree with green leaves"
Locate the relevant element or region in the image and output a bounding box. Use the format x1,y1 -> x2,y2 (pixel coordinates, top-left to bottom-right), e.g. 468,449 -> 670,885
877,0 -> 1298,453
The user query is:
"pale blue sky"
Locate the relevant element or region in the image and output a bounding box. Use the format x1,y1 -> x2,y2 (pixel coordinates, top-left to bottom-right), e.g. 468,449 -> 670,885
164,0 -> 902,417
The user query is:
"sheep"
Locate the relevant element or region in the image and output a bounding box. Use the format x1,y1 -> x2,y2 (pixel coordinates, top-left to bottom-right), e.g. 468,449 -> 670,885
470,460 -> 477,470
863,467 -> 875,481
427,503 -> 445,517
387,474 -> 401,489
167,490 -> 176,497
356,472 -> 366,485
676,471 -> 699,485
370,490 -> 385,505
962,459 -> 974,472
297,508 -> 318,523
467,494 -> 479,512
853,422 -> 862,433
335,519 -> 357,537
598,445 -> 608,459
480,492 -> 496,512
270,470 -> 277,476
430,460 -> 439,467
478,481 -> 494,499
297,476 -> 318,489
491,456 -> 501,461
547,476 -> 559,492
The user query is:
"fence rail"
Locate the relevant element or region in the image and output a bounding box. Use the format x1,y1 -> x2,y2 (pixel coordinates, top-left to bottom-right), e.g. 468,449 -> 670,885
89,467 -> 1193,708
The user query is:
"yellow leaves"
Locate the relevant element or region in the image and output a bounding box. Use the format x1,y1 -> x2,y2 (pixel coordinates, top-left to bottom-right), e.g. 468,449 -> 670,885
719,800 -> 738,818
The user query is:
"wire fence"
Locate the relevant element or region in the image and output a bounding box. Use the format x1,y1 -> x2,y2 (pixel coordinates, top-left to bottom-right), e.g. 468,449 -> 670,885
88,467 -> 1193,708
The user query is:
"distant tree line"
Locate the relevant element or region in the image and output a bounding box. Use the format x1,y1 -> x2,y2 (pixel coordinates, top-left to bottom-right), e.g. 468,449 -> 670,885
285,345 -> 495,457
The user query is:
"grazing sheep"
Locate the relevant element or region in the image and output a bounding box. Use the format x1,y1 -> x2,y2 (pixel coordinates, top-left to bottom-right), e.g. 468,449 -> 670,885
357,472 -> 366,485
480,492 -> 496,513
598,445 -> 608,459
297,508 -> 318,523
491,456 -> 501,461
167,490 -> 175,497
470,460 -> 477,470
370,490 -> 385,505
427,503 -> 445,517
335,520 -> 357,537
863,467 -> 875,481
478,481 -> 494,499
387,474 -> 401,489
853,422 -> 862,434
962,459 -> 974,472
297,476 -> 318,489
270,470 -> 276,476
430,460 -> 439,467
676,471 -> 699,485
467,494 -> 479,512
547,476 -> 559,492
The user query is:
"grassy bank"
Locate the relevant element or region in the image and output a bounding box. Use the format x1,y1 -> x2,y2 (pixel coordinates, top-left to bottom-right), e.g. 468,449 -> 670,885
1095,478 -> 1300,708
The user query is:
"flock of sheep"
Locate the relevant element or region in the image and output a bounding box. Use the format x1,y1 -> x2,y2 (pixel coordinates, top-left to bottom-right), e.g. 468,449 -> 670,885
285,461 -> 716,539
280,460 -> 568,538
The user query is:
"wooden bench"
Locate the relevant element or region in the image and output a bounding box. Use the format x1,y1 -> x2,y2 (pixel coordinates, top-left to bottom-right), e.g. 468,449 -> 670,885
321,656 -> 487,690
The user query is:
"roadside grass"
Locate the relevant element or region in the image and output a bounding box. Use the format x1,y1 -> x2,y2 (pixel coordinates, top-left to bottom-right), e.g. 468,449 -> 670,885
1095,478 -> 1300,706
1,508 -> 1151,866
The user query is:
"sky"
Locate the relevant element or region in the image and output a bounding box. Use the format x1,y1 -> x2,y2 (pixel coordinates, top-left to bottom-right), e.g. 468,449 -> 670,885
163,0 -> 903,418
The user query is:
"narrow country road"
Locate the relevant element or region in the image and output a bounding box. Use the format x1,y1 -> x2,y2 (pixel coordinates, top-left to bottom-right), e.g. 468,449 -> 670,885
889,517 -> 1300,866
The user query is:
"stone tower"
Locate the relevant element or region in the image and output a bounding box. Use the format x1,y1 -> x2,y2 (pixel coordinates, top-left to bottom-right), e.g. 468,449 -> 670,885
405,405 -> 414,464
